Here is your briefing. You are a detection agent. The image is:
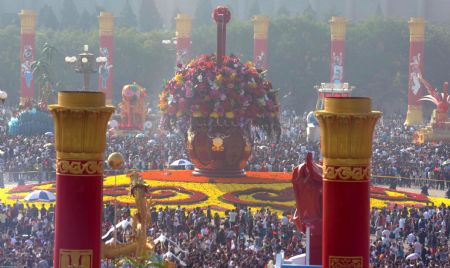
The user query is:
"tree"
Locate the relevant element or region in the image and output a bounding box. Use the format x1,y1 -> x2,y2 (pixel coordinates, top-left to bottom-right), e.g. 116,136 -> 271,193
117,0 -> 137,29
79,9 -> 97,31
60,0 -> 80,29
247,0 -> 261,18
277,4 -> 290,17
138,0 -> 163,32
303,1 -> 317,19
38,4 -> 59,29
193,0 -> 212,28
31,43 -> 58,104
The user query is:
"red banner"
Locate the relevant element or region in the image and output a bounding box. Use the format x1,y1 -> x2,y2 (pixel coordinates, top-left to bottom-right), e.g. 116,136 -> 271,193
176,37 -> 191,66
254,38 -> 268,70
99,35 -> 114,103
408,41 -> 424,106
330,40 -> 345,84
20,33 -> 35,102
53,173 -> 103,268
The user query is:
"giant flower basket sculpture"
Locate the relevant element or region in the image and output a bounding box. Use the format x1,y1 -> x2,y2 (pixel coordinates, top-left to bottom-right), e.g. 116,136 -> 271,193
160,7 -> 280,177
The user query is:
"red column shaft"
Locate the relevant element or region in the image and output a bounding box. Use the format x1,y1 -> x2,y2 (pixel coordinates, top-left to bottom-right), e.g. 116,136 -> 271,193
323,174 -> 369,268
329,39 -> 345,84
99,35 -> 114,103
408,41 -> 424,106
253,38 -> 268,70
20,32 -> 35,102
176,37 -> 191,66
54,169 -> 103,268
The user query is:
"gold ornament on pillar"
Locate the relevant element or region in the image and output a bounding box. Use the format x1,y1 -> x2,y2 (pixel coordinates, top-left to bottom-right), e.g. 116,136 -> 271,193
98,12 -> 114,36
252,15 -> 269,39
48,92 -> 114,173
176,13 -> 192,38
315,98 -> 381,179
409,17 -> 425,42
19,10 -> 36,34
330,16 -> 347,41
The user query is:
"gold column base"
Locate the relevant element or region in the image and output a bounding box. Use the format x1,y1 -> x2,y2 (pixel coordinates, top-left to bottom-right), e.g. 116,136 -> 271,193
404,105 -> 423,126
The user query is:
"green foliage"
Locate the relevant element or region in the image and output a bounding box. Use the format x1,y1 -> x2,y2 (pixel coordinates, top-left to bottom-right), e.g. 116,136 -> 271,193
247,0 -> 262,18
38,4 -> 59,29
60,0 -> 79,29
138,0 -> 163,32
79,9 -> 97,31
117,0 -> 138,29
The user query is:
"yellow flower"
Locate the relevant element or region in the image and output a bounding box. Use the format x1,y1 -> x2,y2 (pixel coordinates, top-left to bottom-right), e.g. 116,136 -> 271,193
209,112 -> 220,119
175,73 -> 183,86
249,82 -> 257,89
225,112 -> 234,119
216,74 -> 223,83
176,111 -> 183,117
245,61 -> 254,69
192,111 -> 203,117
230,73 -> 236,81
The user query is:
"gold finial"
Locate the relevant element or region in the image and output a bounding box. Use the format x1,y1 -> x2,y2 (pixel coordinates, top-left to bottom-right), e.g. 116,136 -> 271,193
99,12 -> 114,36
253,15 -> 269,39
19,10 -> 36,34
330,16 -> 347,41
107,152 -> 124,170
409,17 -> 425,42
176,13 -> 192,38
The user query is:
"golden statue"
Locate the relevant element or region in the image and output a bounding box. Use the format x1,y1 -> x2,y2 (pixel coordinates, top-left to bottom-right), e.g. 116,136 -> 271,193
102,171 -> 155,260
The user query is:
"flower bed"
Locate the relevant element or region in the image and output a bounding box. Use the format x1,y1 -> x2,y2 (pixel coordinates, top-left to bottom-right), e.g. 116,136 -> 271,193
0,171 -> 444,216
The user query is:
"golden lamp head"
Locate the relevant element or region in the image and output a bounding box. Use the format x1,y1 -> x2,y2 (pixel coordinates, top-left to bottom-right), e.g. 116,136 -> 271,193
107,152 -> 124,170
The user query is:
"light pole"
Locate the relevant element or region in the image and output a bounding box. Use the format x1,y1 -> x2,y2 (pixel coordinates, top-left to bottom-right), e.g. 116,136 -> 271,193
65,45 -> 107,91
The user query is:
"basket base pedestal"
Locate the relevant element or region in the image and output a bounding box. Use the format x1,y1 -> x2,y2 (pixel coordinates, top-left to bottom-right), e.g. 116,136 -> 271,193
192,168 -> 246,178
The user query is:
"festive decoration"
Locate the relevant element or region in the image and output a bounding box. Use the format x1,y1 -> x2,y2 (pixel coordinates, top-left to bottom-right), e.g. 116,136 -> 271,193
19,10 -> 36,105
160,54 -> 280,137
405,17 -> 425,126
8,105 -> 53,136
98,12 -> 114,104
119,82 -> 147,130
316,98 -> 381,268
329,17 -> 346,85
1,171 -> 442,218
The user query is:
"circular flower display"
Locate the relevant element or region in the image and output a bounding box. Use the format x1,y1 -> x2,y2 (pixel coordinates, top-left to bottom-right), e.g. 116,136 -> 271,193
159,54 -> 281,138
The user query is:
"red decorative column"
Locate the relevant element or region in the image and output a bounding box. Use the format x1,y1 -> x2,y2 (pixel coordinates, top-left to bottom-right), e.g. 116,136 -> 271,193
175,13 -> 192,66
98,12 -> 114,105
19,10 -> 36,105
316,98 -> 381,268
252,15 -> 269,70
49,92 -> 114,268
329,17 -> 346,85
405,17 -> 425,126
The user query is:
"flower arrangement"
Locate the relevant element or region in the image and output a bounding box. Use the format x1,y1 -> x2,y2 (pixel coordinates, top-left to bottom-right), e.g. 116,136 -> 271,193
159,54 -> 281,138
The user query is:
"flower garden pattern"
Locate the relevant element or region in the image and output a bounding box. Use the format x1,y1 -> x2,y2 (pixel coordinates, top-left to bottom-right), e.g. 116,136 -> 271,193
1,170 -> 449,215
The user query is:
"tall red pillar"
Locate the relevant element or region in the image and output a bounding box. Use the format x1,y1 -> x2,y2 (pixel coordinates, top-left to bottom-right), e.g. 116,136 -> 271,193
175,13 -> 192,66
404,17 -> 425,126
49,92 -> 114,268
316,98 -> 381,268
252,15 -> 269,70
329,17 -> 346,85
19,10 -> 36,105
98,12 -> 114,105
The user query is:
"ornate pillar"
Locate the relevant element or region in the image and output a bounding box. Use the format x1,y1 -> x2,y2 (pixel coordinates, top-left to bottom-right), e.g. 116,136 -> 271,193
98,12 -> 114,105
19,10 -> 36,105
404,17 -> 425,126
252,15 -> 269,70
175,13 -> 192,66
329,16 -> 346,85
316,98 -> 381,268
49,92 -> 114,268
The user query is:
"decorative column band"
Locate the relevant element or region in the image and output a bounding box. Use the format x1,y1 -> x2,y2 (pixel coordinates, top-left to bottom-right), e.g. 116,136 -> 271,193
330,16 -> 346,41
323,166 -> 370,181
329,256 -> 363,267
98,12 -> 114,36
176,13 -> 192,38
253,15 -> 269,39
56,160 -> 104,175
19,9 -> 36,34
409,17 -> 425,42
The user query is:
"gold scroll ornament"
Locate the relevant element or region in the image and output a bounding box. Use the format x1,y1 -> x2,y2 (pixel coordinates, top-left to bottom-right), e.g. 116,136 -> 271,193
60,249 -> 92,268
56,160 -> 104,175
324,166 -> 370,181
329,256 -> 362,268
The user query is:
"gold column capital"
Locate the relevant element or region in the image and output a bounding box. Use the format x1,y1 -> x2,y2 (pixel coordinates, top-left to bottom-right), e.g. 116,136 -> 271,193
252,15 -> 269,39
330,16 -> 347,41
315,98 -> 381,181
19,9 -> 36,34
404,105 -> 423,126
409,17 -> 425,42
98,12 -> 114,36
176,13 -> 192,38
48,92 -> 114,161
